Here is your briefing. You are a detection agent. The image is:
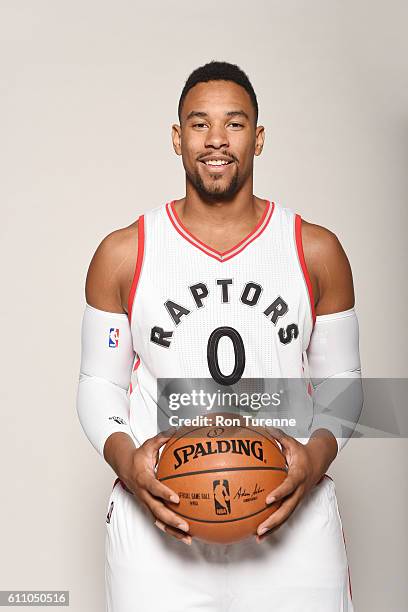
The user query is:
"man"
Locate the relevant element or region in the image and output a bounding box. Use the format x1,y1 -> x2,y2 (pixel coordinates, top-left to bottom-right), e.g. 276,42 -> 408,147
77,61 -> 362,611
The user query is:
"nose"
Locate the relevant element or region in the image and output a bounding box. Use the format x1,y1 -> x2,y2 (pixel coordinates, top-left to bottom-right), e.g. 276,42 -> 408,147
204,123 -> 229,149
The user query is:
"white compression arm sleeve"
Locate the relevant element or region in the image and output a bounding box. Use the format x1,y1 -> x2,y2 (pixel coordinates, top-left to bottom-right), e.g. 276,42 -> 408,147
76,304 -> 136,457
306,307 -> 363,453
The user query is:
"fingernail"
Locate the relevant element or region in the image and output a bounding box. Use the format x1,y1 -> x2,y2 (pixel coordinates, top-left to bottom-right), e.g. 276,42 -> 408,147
266,495 -> 276,504
154,520 -> 166,532
170,495 -> 179,503
182,536 -> 192,545
177,523 -> 189,532
257,527 -> 268,536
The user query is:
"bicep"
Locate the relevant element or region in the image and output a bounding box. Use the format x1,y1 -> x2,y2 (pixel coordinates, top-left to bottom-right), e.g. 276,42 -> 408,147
303,222 -> 355,316
85,224 -> 138,314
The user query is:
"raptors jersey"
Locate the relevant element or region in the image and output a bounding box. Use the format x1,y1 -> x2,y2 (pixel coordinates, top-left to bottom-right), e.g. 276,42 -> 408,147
126,199 -> 316,446
106,199 -> 354,612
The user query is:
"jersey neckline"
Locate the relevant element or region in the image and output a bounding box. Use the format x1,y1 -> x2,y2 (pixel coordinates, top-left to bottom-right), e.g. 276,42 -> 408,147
165,199 -> 275,262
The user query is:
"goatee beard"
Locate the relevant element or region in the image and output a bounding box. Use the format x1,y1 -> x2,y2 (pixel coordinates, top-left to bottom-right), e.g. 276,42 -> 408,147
190,169 -> 240,202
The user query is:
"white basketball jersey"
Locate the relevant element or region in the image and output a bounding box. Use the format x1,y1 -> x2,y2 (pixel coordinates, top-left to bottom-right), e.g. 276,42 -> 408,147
127,199 -> 315,445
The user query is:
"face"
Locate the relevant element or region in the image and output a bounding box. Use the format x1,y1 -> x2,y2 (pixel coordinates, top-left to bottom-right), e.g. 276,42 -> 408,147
172,80 -> 265,201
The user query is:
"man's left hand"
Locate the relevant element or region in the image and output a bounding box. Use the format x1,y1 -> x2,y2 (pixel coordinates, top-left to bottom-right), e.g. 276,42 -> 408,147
256,427 -> 337,543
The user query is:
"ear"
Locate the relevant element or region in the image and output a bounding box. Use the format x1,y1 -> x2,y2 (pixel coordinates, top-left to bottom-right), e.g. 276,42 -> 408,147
254,125 -> 265,156
172,124 -> 182,156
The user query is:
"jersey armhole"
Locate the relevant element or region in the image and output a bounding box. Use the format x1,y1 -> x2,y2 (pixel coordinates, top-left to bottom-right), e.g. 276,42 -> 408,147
294,213 -> 316,328
127,215 -> 145,324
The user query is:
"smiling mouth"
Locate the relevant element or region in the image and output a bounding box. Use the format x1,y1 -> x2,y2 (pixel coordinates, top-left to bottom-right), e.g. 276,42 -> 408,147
200,160 -> 235,172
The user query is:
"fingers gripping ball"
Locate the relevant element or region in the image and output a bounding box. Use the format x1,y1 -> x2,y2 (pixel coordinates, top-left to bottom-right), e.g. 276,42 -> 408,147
156,417 -> 287,544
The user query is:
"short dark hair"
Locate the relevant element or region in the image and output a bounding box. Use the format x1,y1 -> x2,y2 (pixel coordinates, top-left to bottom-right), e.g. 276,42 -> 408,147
178,60 -> 258,125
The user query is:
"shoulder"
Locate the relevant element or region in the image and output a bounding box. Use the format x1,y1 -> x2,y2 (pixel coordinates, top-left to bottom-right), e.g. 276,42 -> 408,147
299,217 -> 355,314
89,220 -> 139,267
300,218 -> 344,260
85,219 -> 139,313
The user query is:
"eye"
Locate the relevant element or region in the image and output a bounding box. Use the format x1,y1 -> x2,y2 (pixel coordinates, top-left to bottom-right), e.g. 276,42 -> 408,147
193,123 -> 208,128
228,123 -> 244,128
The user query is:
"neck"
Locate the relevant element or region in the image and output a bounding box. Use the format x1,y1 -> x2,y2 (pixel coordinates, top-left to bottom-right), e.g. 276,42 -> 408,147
180,183 -> 261,230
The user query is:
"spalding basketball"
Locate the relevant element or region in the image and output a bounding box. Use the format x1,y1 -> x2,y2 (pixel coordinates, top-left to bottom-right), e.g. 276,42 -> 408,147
156,416 -> 287,544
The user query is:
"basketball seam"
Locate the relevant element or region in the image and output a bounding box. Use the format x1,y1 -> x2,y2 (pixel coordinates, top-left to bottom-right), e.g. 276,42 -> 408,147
170,504 -> 278,525
158,465 -> 287,481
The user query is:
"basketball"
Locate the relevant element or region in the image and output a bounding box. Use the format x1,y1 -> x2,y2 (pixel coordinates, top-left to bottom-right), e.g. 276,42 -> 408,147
156,415 -> 287,544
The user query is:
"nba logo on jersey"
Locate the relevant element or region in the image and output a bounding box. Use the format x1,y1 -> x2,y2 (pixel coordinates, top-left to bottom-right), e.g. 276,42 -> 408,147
106,501 -> 114,524
108,328 -> 119,348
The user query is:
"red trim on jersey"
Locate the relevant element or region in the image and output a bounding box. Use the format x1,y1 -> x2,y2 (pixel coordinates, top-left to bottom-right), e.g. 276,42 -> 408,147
295,214 -> 316,327
128,356 -> 140,395
341,523 -> 353,600
127,215 -> 145,323
170,199 -> 271,256
166,200 -> 274,262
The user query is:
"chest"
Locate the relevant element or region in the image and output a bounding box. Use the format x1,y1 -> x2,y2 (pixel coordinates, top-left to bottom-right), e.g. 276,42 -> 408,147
128,202 -> 313,379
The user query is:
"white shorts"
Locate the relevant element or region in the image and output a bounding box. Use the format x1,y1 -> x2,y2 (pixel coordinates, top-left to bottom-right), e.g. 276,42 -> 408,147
105,475 -> 353,612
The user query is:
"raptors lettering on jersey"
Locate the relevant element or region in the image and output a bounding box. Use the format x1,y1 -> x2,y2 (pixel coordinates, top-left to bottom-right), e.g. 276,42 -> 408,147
151,283 -> 299,347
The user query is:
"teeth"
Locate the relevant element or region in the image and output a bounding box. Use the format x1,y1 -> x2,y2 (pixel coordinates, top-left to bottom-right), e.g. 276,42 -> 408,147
204,160 -> 230,166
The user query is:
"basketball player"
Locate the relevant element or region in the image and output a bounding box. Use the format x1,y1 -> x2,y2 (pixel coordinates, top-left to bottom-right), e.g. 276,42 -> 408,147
77,61 -> 362,611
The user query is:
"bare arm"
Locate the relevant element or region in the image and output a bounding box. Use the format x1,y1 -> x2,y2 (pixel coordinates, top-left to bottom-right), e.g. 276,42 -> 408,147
302,220 -> 355,316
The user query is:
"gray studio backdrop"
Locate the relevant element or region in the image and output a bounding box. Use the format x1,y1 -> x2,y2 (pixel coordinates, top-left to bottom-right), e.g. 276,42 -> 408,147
1,1 -> 407,611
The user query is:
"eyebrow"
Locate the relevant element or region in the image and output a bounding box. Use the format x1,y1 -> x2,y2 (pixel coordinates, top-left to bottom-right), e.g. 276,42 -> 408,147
185,110 -> 250,121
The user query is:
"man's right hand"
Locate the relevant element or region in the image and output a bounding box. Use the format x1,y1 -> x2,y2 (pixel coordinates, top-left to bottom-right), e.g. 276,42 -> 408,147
105,430 -> 192,545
